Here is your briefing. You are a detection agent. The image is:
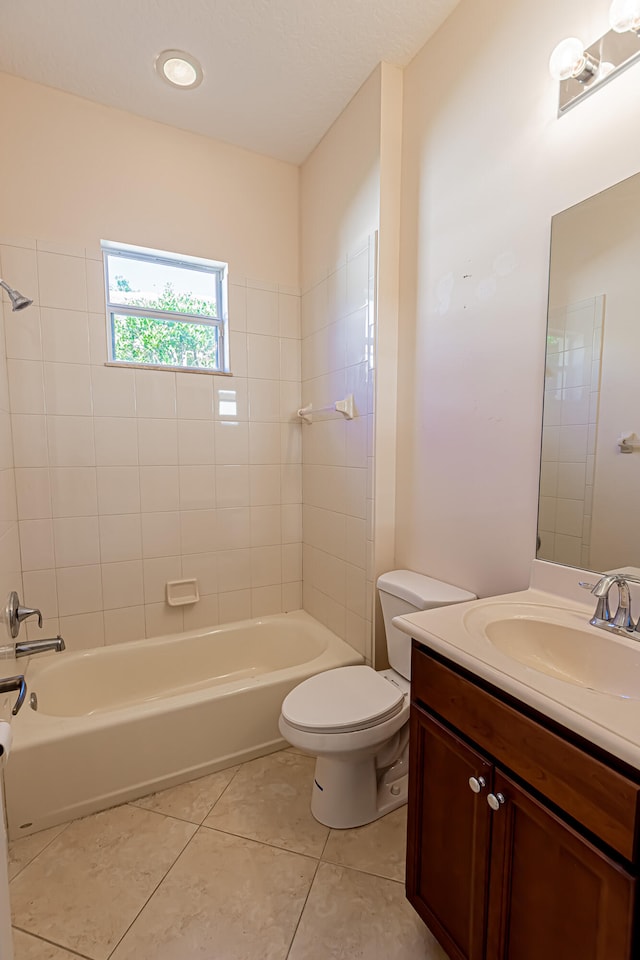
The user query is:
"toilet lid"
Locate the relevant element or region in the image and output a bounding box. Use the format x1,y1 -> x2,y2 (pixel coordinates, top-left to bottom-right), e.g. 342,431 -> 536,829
281,665 -> 405,734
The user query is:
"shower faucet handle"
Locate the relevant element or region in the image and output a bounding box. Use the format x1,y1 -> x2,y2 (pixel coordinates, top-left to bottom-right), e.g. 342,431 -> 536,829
5,591 -> 43,639
0,674 -> 27,716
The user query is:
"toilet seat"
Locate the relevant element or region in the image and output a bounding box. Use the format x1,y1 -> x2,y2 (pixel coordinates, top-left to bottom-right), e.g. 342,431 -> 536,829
281,665 -> 405,735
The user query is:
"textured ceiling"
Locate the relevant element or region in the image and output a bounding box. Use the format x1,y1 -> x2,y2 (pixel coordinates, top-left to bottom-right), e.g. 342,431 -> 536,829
0,0 -> 460,163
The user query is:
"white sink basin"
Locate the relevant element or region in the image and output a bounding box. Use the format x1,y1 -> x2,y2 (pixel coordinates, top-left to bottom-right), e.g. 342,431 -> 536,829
463,603 -> 640,700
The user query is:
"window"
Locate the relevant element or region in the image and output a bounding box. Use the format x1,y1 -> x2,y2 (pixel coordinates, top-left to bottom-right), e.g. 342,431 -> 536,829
102,240 -> 228,373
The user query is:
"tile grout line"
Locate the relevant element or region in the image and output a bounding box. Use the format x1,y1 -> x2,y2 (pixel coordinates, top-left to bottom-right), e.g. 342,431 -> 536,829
12,924 -> 93,960
105,823 -> 201,960
127,762 -> 242,829
197,820 -> 326,862
8,819 -> 72,882
283,853 -> 323,960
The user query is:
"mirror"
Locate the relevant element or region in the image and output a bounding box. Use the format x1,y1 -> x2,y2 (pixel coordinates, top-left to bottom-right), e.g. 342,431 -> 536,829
538,171 -> 640,575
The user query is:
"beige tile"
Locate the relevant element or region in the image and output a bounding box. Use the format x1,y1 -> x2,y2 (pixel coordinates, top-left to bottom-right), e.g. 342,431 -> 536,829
8,824 -> 67,881
284,744 -> 315,758
203,751 -> 329,857
322,805 -> 407,882
288,861 -> 447,960
10,804 -> 196,960
110,827 -> 317,960
12,929 -> 83,960
132,767 -> 238,824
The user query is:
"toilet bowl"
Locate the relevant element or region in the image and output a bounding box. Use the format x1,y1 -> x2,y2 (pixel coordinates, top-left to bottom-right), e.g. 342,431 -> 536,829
279,570 -> 476,829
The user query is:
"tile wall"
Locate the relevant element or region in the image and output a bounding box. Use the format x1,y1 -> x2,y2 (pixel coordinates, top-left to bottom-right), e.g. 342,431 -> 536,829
301,237 -> 376,663
0,253 -> 22,641
538,296 -> 603,569
1,237 -> 302,650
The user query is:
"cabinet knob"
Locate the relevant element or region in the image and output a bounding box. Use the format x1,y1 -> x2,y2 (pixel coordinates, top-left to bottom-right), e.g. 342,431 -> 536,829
487,792 -> 506,811
468,776 -> 486,794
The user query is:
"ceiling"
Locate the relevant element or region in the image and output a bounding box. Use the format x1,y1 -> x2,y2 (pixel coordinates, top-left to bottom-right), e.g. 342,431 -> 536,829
0,0 -> 460,164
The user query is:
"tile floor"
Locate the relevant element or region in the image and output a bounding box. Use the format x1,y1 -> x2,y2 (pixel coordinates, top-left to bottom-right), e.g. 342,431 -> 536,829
8,749 -> 448,960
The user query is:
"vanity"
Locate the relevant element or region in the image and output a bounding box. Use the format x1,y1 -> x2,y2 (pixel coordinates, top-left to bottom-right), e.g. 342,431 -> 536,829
395,572 -> 640,960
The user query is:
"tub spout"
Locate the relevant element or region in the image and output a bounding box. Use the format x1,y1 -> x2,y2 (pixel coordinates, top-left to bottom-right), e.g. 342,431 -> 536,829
15,636 -> 65,659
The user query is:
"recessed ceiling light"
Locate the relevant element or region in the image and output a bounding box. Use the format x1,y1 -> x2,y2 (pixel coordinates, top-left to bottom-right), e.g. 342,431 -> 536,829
155,49 -> 203,89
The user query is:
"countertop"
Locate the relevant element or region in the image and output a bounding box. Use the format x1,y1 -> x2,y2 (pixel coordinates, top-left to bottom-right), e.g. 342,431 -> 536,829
394,587 -> 640,772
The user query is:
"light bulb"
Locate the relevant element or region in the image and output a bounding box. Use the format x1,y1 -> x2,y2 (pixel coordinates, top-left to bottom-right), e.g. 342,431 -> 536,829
609,0 -> 640,32
549,37 -> 587,81
163,58 -> 197,87
155,50 -> 203,89
596,60 -> 616,80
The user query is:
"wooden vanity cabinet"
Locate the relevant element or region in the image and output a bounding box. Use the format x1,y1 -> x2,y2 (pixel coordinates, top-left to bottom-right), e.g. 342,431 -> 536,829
407,643 -> 638,960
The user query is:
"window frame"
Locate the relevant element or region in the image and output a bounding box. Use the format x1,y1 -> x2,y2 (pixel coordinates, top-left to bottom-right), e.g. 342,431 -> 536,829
102,240 -> 229,374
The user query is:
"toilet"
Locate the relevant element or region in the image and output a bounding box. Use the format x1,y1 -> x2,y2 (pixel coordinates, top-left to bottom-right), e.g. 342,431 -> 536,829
279,569 -> 476,829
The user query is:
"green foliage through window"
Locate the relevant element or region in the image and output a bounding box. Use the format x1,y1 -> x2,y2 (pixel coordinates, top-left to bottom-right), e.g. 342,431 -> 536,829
103,242 -> 227,372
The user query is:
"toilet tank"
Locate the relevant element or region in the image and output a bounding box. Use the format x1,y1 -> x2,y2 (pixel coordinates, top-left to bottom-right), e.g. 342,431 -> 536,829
377,570 -> 476,680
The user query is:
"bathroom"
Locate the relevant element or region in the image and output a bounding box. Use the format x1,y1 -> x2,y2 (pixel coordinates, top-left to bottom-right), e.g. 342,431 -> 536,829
1,0 -> 640,956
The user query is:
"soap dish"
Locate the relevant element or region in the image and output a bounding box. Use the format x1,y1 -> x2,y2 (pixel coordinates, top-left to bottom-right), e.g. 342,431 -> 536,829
166,579 -> 199,606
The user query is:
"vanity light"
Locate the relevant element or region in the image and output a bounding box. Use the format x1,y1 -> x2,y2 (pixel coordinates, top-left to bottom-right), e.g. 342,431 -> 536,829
609,0 -> 640,33
550,4 -> 640,114
155,50 -> 203,89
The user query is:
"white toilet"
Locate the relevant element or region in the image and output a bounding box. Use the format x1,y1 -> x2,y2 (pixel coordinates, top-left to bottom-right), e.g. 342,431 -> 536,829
279,569 -> 476,829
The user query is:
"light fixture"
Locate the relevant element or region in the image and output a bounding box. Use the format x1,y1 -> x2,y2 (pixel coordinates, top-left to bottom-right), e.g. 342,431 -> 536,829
549,4 -> 640,114
155,50 -> 203,89
609,0 -> 640,33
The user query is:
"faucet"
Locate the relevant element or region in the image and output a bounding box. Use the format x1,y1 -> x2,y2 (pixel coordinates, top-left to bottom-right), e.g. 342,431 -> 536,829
5,590 -> 42,639
581,575 -> 636,636
0,675 -> 27,715
14,636 -> 65,659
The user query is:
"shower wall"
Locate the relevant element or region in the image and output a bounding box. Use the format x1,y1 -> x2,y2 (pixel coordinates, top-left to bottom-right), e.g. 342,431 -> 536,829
0,255 -> 22,635
3,237 -> 302,650
301,238 -> 376,662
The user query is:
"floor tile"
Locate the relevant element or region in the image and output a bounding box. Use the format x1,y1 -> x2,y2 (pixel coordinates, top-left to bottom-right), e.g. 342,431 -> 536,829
13,929 -> 87,960
202,751 -> 329,857
8,824 -> 68,881
287,862 -> 447,960
322,805 -> 407,881
131,766 -> 238,823
10,804 -> 196,960
110,826 -> 317,960
284,745 -> 313,757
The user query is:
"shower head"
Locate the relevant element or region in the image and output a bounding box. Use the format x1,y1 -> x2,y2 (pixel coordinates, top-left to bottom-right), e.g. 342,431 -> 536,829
0,279 -> 33,312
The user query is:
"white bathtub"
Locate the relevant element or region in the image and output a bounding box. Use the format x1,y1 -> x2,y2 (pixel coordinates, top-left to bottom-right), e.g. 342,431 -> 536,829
5,611 -> 363,838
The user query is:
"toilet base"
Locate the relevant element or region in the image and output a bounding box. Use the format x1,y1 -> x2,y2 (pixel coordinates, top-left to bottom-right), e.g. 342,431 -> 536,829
310,752 -> 408,829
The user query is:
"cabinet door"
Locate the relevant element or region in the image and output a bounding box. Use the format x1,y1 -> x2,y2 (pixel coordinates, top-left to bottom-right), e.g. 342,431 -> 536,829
486,769 -> 636,960
407,706 -> 493,960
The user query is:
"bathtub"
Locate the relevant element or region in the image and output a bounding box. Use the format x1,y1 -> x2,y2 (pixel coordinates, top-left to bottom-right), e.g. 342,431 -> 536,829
5,611 -> 363,838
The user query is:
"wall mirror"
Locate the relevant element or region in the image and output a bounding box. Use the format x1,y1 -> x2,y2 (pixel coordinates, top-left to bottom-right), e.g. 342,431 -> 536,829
537,171 -> 640,575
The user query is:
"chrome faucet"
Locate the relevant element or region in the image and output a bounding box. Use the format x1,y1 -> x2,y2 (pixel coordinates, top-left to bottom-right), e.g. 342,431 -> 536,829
580,575 -> 636,637
0,675 -> 27,715
5,591 -> 42,639
14,636 -> 65,659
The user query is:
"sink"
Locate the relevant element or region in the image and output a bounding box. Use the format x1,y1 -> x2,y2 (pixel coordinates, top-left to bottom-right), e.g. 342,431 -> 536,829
463,603 -> 640,699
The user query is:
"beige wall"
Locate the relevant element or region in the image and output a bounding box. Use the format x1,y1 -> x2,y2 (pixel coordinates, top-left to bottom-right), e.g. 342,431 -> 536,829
0,292 -> 22,659
396,0 -> 640,598
299,68 -> 383,663
0,73 -> 299,287
0,73 -> 303,650
300,67 -> 382,290
3,237 -> 303,651
299,64 -> 403,665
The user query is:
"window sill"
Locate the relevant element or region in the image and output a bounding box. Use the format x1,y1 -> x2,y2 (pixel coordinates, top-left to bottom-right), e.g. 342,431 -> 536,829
104,361 -> 233,377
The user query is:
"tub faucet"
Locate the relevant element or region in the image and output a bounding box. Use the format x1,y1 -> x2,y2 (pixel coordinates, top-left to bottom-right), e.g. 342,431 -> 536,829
15,636 -> 65,659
